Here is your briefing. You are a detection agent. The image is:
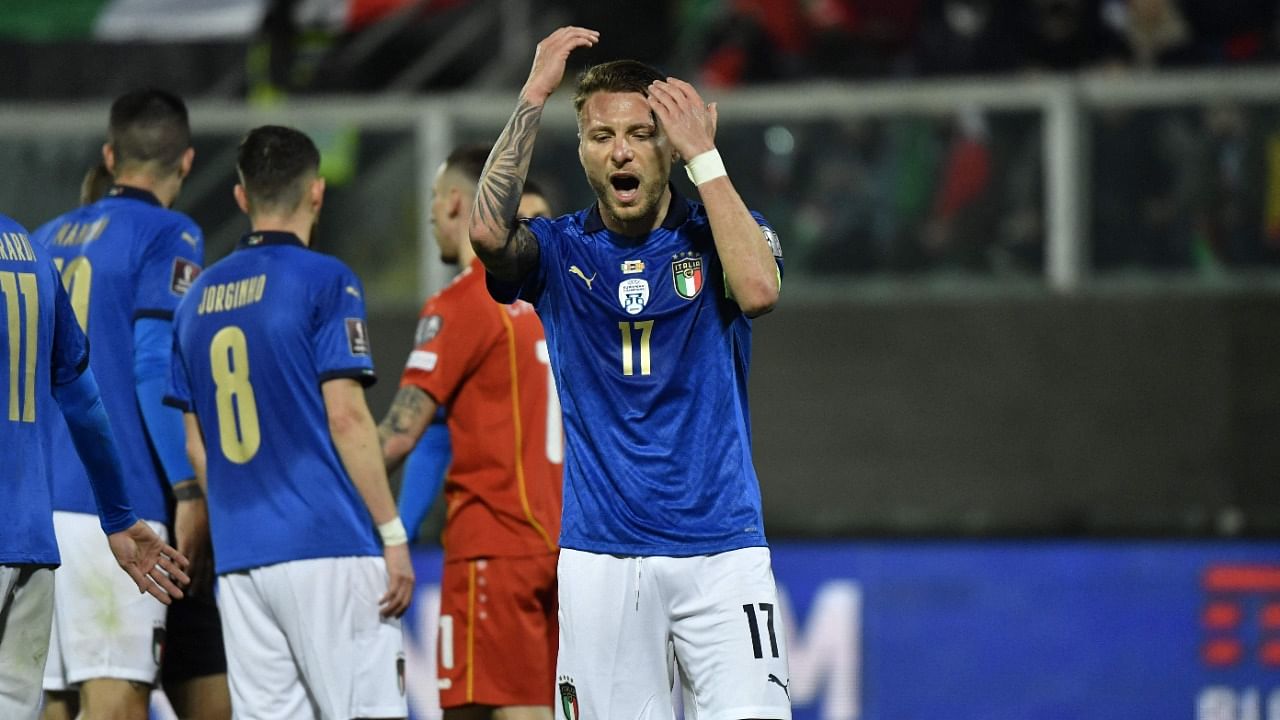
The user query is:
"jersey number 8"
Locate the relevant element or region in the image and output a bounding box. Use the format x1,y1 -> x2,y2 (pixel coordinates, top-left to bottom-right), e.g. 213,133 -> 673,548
210,326 -> 261,463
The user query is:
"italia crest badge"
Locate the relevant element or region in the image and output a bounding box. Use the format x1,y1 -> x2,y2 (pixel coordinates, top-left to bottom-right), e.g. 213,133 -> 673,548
671,254 -> 703,300
559,678 -> 580,720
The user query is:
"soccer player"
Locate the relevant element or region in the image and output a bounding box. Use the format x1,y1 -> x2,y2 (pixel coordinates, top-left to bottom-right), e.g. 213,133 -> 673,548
469,27 -> 791,720
35,89 -> 214,720
72,156 -> 232,720
0,210 -> 188,720
395,178 -> 556,544
379,145 -> 561,720
169,125 -> 413,720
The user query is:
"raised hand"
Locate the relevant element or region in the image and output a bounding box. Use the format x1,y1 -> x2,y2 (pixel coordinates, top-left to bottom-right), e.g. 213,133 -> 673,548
646,77 -> 718,163
521,26 -> 600,105
107,519 -> 190,604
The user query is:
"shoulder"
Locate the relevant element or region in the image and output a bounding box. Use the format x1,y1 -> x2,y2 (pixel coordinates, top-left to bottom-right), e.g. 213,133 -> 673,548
0,212 -> 30,237
146,208 -> 202,246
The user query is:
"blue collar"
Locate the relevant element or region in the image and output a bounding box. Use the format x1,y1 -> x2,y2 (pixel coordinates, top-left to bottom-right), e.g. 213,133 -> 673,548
238,230 -> 305,250
583,185 -> 690,234
106,185 -> 163,207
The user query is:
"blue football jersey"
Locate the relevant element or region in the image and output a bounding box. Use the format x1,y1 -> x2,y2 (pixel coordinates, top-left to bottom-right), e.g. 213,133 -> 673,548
0,216 -> 89,565
489,191 -> 783,556
169,231 -> 381,574
31,186 -> 203,522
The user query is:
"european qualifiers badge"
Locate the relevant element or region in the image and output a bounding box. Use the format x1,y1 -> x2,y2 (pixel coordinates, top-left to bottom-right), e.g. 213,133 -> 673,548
618,278 -> 649,315
671,253 -> 703,300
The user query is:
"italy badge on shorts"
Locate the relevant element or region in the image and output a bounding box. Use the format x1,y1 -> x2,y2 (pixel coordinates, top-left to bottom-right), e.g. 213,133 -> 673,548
558,677 -> 580,720
672,253 -> 703,300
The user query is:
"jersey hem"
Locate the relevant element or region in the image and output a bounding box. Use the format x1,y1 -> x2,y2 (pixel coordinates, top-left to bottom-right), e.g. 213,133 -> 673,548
559,536 -> 768,558
215,547 -> 382,575
0,555 -> 58,567
318,367 -> 377,388
133,308 -> 175,321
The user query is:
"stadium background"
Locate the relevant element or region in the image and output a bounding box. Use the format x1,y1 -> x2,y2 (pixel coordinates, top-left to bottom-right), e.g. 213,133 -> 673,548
5,0 -> 1280,717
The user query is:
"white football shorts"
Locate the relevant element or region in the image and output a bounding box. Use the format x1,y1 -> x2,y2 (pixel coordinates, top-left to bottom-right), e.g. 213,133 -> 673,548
0,565 -> 54,719
556,547 -> 792,720
217,555 -> 406,720
43,511 -> 169,690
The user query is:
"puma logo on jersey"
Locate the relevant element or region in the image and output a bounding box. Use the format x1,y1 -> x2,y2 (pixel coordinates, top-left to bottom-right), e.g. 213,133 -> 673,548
181,231 -> 199,249
569,265 -> 595,290
345,285 -> 362,299
767,674 -> 790,698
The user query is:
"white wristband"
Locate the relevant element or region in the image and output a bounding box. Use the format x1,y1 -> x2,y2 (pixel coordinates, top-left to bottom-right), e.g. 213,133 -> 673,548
377,517 -> 409,547
684,149 -> 727,186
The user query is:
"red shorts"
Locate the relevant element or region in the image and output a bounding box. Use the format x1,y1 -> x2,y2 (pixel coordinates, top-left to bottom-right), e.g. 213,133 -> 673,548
437,553 -> 558,708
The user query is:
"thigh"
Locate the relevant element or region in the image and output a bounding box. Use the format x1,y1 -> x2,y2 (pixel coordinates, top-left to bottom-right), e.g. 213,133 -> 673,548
662,548 -> 791,720
0,566 -> 54,720
160,588 -> 228,692
268,557 -> 407,720
438,554 -> 558,709
216,571 -> 314,720
47,512 -> 168,687
555,550 -> 673,720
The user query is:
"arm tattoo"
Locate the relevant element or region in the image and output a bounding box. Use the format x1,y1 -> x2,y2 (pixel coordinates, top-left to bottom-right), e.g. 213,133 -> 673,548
378,385 -> 429,446
474,98 -> 544,282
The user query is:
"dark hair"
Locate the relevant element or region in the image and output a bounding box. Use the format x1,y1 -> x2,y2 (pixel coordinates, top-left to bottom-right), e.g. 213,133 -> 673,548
443,144 -> 492,186
236,125 -> 320,213
522,178 -> 545,198
80,163 -> 113,205
572,60 -> 665,115
107,89 -> 190,173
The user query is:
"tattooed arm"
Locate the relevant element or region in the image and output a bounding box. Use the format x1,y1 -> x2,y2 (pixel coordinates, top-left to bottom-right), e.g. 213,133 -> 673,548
469,26 -> 598,283
378,385 -> 436,474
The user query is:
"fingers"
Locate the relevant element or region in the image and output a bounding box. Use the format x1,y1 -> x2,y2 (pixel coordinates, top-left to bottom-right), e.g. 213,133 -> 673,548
379,576 -> 413,618
142,565 -> 185,604
543,26 -> 599,55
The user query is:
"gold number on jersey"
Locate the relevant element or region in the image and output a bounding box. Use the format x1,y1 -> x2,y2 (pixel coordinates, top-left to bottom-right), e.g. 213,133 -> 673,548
1,271 -> 39,423
52,256 -> 92,331
210,326 -> 261,463
618,320 -> 654,377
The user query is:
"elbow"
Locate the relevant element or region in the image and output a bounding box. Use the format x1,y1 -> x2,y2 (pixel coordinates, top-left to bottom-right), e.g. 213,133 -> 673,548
327,403 -> 363,439
738,282 -> 780,319
468,222 -> 500,263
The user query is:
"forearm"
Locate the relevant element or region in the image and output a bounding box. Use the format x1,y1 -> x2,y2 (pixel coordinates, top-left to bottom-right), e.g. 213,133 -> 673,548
377,384 -> 436,474
697,174 -> 779,317
135,318 -> 196,484
183,413 -> 208,496
53,368 -> 137,534
328,384 -> 399,526
469,95 -> 545,281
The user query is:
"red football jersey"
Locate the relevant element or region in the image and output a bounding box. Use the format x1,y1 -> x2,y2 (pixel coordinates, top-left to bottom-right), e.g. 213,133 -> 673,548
400,259 -> 561,558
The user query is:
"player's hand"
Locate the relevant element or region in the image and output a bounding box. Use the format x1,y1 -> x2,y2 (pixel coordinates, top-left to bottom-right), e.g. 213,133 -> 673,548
174,491 -> 214,596
521,26 -> 600,105
107,520 -> 190,604
646,77 -> 718,162
380,543 -> 415,618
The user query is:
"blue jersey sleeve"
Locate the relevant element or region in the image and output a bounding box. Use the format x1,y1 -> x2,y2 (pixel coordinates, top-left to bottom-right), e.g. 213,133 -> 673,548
485,217 -> 556,305
313,266 -> 376,386
166,330 -> 193,412
134,317 -> 195,484
48,261 -> 89,386
52,366 -> 138,534
134,217 -> 203,320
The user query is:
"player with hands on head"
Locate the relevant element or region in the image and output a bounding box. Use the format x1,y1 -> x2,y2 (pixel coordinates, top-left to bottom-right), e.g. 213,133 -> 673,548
170,124 -> 411,720
471,27 -> 789,720
1,209 -> 187,720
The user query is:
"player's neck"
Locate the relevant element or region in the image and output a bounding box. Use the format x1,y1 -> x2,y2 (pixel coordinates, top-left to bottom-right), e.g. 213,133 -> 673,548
600,185 -> 672,238
249,215 -> 316,246
113,173 -> 180,208
453,232 -> 477,267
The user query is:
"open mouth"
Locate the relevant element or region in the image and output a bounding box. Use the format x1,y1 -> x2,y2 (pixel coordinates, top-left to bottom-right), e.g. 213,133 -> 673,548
609,173 -> 641,203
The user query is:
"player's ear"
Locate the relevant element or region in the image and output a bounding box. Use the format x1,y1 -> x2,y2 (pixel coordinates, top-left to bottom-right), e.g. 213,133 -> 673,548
233,184 -> 250,215
102,143 -> 116,174
310,177 -> 326,213
448,187 -> 464,219
178,147 -> 195,180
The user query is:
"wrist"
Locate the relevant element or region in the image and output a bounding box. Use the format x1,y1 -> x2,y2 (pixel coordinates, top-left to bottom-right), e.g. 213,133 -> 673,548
378,516 -> 409,547
684,148 -> 727,186
518,87 -> 550,108
173,479 -> 203,501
